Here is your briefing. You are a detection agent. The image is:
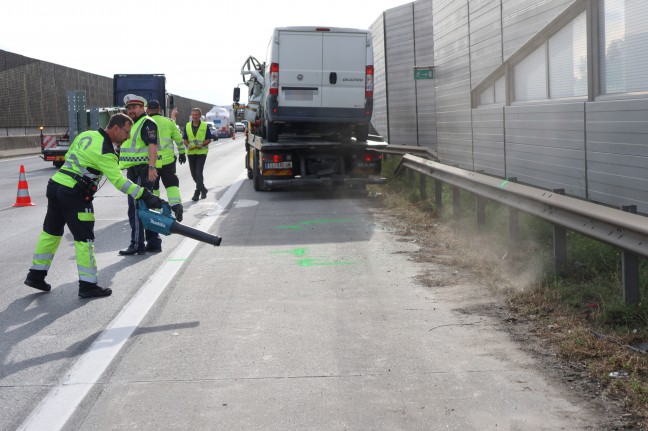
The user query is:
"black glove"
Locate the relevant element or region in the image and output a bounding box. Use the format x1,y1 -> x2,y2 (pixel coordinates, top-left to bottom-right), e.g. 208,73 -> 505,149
139,190 -> 166,210
178,154 -> 186,164
171,204 -> 183,222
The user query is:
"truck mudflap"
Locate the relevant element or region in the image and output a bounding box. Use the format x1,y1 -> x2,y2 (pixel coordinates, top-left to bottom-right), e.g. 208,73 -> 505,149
263,176 -> 386,190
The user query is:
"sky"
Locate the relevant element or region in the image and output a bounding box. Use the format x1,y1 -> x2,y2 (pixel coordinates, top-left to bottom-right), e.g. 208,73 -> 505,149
3,0 -> 410,107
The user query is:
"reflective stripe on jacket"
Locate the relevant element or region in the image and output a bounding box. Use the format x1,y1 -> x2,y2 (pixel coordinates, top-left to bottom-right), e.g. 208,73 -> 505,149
151,113 -> 183,166
119,115 -> 160,168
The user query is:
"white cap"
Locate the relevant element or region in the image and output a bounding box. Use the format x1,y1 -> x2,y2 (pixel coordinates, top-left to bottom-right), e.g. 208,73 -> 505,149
123,94 -> 146,106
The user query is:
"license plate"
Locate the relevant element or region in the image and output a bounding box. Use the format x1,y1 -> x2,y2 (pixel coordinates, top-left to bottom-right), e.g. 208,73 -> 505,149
265,162 -> 292,169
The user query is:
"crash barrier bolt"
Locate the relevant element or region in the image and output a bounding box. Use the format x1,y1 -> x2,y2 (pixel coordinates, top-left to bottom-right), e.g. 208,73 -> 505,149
12,164 -> 35,207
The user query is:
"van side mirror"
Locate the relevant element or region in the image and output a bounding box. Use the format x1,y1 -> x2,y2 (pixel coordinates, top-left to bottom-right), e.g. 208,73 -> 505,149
233,88 -> 240,103
169,95 -> 175,109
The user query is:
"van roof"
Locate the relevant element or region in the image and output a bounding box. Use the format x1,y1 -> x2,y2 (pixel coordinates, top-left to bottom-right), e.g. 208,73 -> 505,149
273,26 -> 370,34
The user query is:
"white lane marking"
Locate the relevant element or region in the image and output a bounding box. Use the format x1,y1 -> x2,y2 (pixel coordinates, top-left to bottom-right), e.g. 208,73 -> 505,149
17,173 -> 247,431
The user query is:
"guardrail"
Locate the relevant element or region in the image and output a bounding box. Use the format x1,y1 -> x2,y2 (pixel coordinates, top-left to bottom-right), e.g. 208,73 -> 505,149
375,146 -> 645,305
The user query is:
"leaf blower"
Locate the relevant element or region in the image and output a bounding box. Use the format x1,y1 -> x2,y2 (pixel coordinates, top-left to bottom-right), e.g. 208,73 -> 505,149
137,201 -> 222,246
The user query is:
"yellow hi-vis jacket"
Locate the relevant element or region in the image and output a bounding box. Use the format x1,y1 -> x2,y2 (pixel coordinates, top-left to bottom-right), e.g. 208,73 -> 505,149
184,121 -> 209,155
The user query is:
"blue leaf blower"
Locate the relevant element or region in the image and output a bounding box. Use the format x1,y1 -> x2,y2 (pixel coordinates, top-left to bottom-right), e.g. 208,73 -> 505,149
138,201 -> 222,246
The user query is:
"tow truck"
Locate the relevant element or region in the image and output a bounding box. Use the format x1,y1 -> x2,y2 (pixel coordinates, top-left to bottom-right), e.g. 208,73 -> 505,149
236,53 -> 386,191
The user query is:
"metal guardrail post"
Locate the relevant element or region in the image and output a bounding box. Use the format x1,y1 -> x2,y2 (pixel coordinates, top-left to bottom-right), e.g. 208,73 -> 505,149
476,196 -> 486,230
508,178 -> 519,245
553,189 -> 567,277
621,205 -> 640,305
476,170 -> 486,230
407,169 -> 415,189
419,175 -> 428,200
435,180 -> 443,209
452,186 -> 461,217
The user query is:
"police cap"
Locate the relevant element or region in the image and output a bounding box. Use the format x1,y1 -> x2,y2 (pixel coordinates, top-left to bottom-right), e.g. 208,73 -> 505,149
124,94 -> 147,107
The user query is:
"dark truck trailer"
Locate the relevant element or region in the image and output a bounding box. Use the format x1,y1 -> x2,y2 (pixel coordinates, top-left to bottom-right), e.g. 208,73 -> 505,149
246,133 -> 386,191
113,74 -> 174,115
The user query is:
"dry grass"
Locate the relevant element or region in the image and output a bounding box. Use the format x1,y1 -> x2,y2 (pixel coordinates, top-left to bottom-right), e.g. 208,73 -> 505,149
370,183 -> 648,429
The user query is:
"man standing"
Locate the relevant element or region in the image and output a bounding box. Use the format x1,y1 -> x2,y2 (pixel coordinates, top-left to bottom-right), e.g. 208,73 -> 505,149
118,94 -> 162,255
146,101 -> 184,222
183,108 -> 212,201
24,113 -> 166,298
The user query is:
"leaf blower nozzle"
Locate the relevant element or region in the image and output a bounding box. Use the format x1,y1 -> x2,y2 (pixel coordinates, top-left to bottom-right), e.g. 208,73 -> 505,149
138,202 -> 222,246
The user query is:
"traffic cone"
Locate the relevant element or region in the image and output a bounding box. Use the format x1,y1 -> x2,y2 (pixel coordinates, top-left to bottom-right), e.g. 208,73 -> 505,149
12,164 -> 35,207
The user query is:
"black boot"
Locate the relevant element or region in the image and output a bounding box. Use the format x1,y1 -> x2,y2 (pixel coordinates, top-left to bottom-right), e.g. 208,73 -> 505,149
79,281 -> 112,298
119,244 -> 146,256
191,190 -> 200,201
171,204 -> 183,222
24,269 -> 51,292
200,186 -> 208,200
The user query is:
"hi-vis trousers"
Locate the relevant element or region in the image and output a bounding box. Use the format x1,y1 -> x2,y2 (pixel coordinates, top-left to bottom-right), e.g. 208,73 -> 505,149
30,180 -> 97,285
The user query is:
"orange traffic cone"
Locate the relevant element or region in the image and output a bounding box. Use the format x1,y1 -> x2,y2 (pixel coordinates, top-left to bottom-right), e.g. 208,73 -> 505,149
12,164 -> 35,207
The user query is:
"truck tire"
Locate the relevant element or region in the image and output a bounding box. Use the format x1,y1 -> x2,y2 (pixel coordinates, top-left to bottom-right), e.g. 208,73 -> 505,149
53,161 -> 64,168
252,149 -> 264,191
245,146 -> 253,179
266,121 -> 279,143
355,124 -> 369,142
246,156 -> 253,179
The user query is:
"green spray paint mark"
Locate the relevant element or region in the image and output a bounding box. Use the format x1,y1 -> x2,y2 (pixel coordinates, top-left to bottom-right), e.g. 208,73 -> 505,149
297,258 -> 355,267
499,179 -> 509,188
272,248 -> 307,257
275,218 -> 354,230
271,247 -> 356,267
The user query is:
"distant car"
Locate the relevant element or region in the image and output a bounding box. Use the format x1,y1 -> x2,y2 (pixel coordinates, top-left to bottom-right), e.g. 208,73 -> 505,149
234,122 -> 246,132
205,122 -> 218,139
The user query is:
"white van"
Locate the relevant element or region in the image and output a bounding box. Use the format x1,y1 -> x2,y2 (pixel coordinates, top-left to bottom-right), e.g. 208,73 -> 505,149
262,26 -> 374,142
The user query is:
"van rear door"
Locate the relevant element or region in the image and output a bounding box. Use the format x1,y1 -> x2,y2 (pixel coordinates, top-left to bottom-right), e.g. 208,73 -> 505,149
321,32 -> 367,109
278,31 -> 323,109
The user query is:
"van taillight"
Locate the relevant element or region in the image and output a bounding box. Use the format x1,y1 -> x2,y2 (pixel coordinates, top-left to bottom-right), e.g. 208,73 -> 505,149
365,65 -> 374,97
270,63 -> 279,96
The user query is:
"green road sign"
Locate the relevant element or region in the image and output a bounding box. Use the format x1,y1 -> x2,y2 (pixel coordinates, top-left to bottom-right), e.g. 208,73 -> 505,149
414,68 -> 434,80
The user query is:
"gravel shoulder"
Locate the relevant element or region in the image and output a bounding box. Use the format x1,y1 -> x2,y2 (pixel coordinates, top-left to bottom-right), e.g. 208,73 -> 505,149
370,190 -> 640,430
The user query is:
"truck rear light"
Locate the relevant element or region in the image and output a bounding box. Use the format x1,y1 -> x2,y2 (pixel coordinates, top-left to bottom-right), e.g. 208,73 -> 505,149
269,63 -> 279,96
364,153 -> 381,162
365,65 -> 374,97
263,154 -> 277,163
263,154 -> 292,163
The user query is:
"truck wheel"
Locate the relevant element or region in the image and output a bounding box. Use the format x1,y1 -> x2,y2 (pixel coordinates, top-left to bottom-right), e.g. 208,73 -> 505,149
266,121 -> 279,143
53,161 -> 64,168
245,146 -> 253,179
355,124 -> 369,142
252,149 -> 264,191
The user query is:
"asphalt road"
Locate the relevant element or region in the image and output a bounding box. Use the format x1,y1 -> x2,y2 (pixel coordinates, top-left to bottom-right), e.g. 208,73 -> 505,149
0,136 -> 604,430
